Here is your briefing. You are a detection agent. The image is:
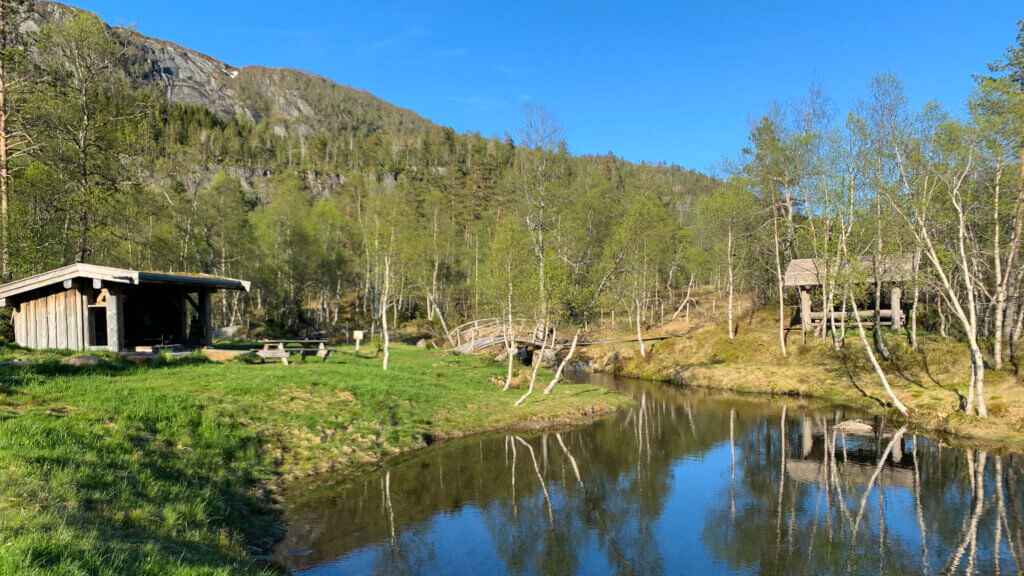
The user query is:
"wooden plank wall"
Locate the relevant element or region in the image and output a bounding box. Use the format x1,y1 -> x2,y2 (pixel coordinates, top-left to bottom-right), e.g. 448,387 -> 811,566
34,296 -> 44,347
12,304 -> 24,347
24,299 -> 34,348
13,287 -> 88,350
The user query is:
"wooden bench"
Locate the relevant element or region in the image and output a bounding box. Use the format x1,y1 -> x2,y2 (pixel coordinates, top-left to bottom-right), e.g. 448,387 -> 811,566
299,347 -> 333,362
255,346 -> 291,365
253,339 -> 332,365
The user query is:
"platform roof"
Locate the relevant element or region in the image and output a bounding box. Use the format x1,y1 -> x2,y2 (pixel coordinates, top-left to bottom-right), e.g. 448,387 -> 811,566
784,254 -> 919,288
0,263 -> 250,302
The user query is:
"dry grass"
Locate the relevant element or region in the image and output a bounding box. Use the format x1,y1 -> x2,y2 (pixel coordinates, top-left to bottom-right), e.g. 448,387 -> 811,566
582,292 -> 1024,449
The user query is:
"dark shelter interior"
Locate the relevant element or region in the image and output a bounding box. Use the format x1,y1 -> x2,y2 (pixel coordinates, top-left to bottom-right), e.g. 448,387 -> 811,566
122,286 -> 207,349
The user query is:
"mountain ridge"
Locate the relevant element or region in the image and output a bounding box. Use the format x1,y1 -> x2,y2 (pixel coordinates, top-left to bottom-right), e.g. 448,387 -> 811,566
30,1 -> 438,140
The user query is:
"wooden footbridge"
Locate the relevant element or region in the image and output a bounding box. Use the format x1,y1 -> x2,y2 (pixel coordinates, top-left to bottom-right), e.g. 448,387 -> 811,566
446,317 -> 669,354
447,318 -> 573,353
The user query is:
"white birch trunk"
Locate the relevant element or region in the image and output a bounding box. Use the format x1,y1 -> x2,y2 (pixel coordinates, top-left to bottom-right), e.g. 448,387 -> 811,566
544,328 -> 581,395
727,227 -> 735,339
772,204 -> 788,357
503,269 -> 515,391
635,299 -> 646,358
515,324 -> 551,406
381,254 -> 391,371
851,297 -> 908,416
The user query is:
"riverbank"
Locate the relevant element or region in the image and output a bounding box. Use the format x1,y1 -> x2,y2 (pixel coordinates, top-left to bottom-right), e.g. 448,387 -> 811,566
580,304 -> 1024,449
0,344 -> 631,575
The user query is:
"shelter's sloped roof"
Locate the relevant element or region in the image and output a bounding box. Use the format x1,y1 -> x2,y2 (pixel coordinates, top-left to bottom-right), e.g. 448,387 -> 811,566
0,263 -> 250,301
784,254 -> 918,288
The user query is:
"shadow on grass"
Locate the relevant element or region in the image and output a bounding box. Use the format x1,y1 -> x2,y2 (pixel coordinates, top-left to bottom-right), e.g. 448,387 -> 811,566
919,349 -> 967,411
0,355 -> 219,396
2,377 -> 285,574
835,352 -> 888,409
889,362 -> 926,389
23,437 -> 281,574
665,354 -> 727,386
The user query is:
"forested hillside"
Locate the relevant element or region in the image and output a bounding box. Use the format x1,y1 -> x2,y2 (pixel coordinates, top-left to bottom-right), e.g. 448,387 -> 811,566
1,1 -> 717,337
4,1 -> 1022,423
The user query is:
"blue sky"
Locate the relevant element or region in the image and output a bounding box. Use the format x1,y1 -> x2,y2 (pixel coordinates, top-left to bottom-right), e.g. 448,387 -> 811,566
72,0 -> 1022,173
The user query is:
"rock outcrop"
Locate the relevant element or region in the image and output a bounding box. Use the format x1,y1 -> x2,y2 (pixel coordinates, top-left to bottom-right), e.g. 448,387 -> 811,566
28,2 -> 433,138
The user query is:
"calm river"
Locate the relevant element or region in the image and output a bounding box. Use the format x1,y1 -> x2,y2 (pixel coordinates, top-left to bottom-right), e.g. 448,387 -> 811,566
273,374 -> 1024,575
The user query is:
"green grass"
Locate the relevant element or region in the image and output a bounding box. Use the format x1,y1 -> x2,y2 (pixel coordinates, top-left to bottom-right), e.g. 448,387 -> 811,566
0,345 -> 630,575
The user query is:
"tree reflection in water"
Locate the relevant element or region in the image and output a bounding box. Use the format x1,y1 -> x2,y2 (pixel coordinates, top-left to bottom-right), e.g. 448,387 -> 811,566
274,376 -> 1024,576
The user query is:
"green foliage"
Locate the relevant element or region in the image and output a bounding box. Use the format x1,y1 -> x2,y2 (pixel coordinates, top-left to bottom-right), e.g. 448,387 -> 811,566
0,8 -> 718,335
0,346 -> 630,575
481,220 -> 539,320
607,192 -> 675,314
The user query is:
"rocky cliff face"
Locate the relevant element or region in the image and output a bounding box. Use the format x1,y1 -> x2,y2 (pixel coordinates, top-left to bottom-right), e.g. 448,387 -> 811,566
130,32 -> 247,122
28,1 -> 433,138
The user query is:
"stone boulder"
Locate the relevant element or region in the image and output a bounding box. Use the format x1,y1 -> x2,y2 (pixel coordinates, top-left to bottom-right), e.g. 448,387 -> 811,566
63,355 -> 107,367
415,339 -> 428,349
213,325 -> 243,339
201,348 -> 246,362
834,419 -> 874,435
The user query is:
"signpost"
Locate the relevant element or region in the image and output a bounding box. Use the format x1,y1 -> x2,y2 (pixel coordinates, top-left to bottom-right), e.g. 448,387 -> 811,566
353,330 -> 364,355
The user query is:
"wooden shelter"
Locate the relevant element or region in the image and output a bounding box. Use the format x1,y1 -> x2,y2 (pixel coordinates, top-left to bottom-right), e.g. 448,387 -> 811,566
783,254 -> 919,332
0,264 -> 250,352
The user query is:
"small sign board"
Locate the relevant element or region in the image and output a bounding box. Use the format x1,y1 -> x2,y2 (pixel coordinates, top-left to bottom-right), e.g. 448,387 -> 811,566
353,330 -> 364,354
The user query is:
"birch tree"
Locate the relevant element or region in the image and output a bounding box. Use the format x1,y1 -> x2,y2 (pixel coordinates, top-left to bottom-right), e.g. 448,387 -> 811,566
699,180 -> 756,339
0,0 -> 29,280
29,13 -> 147,263
608,192 -> 673,358
973,25 -> 1024,370
745,116 -> 793,357
881,80 -> 991,417
515,103 -> 567,323
543,165 -> 623,394
482,221 -> 537,390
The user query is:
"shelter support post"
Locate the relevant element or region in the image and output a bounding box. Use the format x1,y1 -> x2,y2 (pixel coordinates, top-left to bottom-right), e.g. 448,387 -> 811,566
799,287 -> 812,332
106,287 -> 124,352
176,293 -> 188,344
891,286 -> 903,330
199,290 -> 212,347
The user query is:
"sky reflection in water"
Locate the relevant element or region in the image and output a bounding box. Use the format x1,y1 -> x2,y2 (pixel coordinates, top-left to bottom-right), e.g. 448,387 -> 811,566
275,375 -> 1024,575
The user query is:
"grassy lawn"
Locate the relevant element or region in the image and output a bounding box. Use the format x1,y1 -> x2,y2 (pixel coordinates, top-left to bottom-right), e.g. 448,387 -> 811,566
0,345 -> 630,575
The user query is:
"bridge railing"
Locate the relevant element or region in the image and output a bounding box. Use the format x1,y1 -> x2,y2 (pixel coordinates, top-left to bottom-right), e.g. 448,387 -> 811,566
447,318 -> 554,348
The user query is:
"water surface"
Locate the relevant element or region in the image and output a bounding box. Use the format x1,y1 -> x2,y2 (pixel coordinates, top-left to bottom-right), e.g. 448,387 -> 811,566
274,374 -> 1024,575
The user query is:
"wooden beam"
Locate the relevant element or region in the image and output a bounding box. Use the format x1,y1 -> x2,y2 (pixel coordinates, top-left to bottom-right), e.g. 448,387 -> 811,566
33,296 -> 45,348
68,288 -> 81,350
55,290 -> 67,349
63,279 -> 73,289
199,290 -> 212,347
26,298 -> 36,348
809,310 -> 893,320
106,288 -> 124,352
80,290 -> 90,349
176,293 -> 188,344
799,287 -> 812,332
93,278 -> 103,290
891,286 -> 903,330
84,293 -> 95,347
46,293 -> 56,348
12,307 -> 22,346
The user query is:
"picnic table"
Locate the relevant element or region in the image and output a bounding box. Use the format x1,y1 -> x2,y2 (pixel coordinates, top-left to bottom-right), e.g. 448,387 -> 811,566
254,339 -> 332,365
